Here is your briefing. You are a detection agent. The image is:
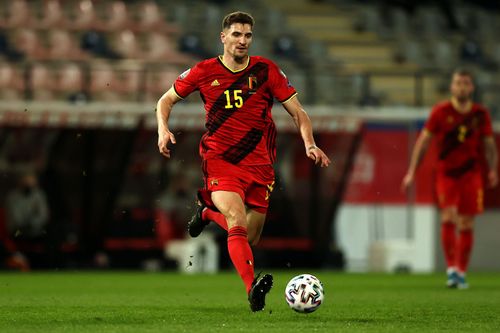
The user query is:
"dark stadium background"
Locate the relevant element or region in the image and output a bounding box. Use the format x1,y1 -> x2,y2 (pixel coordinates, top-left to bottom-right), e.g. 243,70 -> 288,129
1,0 -> 500,273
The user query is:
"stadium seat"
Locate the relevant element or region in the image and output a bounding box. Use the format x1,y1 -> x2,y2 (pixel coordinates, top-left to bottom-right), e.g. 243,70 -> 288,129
116,69 -> 142,101
104,1 -> 135,32
89,63 -> 121,101
137,1 -> 178,33
0,63 -> 25,100
80,30 -> 121,59
56,63 -> 87,102
40,0 -> 67,29
13,29 -> 49,60
5,0 -> 35,28
144,67 -> 180,101
145,32 -> 194,65
30,63 -> 56,101
109,30 -> 143,59
72,0 -> 103,31
48,30 -> 88,61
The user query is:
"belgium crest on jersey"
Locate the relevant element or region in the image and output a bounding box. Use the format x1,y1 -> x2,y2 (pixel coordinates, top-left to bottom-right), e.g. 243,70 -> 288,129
248,74 -> 257,94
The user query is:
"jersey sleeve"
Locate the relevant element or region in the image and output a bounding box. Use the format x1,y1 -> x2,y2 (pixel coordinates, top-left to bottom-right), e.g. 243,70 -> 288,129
424,105 -> 441,134
173,64 -> 201,99
268,62 -> 297,103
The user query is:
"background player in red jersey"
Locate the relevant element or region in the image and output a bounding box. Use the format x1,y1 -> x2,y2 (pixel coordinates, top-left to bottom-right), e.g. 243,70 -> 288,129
156,11 -> 330,311
401,69 -> 498,289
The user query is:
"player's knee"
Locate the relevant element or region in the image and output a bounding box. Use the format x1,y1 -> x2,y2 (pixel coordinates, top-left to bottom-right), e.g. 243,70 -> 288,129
441,208 -> 457,222
225,213 -> 248,229
458,217 -> 474,230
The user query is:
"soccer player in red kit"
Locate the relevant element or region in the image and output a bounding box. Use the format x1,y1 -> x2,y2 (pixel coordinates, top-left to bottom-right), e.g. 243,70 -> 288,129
402,69 -> 498,289
156,11 -> 331,311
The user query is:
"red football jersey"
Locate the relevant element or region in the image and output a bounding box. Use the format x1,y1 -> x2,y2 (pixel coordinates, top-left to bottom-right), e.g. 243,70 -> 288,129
425,100 -> 493,177
173,56 -> 297,166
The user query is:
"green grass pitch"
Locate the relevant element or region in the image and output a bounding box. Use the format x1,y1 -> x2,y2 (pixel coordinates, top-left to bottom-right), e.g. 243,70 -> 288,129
1,271 -> 499,332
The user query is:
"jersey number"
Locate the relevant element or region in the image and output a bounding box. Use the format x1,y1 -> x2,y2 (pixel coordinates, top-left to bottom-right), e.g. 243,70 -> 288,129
458,125 -> 467,142
224,90 -> 243,109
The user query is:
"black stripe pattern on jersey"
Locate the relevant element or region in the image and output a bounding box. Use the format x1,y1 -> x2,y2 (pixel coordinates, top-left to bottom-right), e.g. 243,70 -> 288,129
206,62 -> 269,135
444,158 -> 475,178
222,128 -> 264,164
439,113 -> 481,160
266,121 -> 277,163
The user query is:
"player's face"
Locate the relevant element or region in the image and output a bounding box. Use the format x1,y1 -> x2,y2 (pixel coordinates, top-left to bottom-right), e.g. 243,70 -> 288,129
450,74 -> 474,102
221,23 -> 253,62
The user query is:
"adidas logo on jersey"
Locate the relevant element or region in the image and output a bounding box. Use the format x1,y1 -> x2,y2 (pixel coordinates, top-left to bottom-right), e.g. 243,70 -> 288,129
211,79 -> 220,86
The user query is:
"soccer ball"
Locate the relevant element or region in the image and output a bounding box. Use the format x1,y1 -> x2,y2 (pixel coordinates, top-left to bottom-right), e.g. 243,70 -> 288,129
284,274 -> 324,313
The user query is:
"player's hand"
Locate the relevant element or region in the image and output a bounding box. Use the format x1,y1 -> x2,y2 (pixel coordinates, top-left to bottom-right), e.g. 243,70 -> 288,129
488,169 -> 498,188
307,146 -> 331,167
158,129 -> 176,158
401,172 -> 414,193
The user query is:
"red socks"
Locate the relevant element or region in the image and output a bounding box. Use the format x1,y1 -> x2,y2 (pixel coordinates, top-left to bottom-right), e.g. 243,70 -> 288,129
227,226 -> 254,294
202,208 -> 228,231
456,229 -> 473,273
203,211 -> 254,293
441,221 -> 474,273
441,222 -> 456,268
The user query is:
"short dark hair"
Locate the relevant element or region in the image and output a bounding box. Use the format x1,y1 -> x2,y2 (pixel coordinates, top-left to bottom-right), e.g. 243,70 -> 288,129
452,68 -> 474,80
222,11 -> 254,30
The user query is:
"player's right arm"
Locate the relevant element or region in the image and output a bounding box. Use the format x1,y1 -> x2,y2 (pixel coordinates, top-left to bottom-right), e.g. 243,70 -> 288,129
401,129 -> 433,192
156,87 -> 182,158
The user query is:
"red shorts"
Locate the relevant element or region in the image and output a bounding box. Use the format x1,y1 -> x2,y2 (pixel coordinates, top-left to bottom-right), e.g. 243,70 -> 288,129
198,159 -> 275,214
436,170 -> 484,215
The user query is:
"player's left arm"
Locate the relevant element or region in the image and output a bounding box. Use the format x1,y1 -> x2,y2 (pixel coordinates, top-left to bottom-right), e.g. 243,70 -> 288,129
282,96 -> 331,167
484,136 -> 498,188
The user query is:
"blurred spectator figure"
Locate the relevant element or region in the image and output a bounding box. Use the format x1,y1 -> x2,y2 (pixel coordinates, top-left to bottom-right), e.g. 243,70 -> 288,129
80,30 -> 121,59
5,172 -> 49,241
40,0 -> 67,29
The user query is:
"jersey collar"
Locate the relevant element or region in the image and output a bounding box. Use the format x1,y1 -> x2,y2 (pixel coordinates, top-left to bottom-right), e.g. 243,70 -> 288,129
450,97 -> 472,114
217,55 -> 250,73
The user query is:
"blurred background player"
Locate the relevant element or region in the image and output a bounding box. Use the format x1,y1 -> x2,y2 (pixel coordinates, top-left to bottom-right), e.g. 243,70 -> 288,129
5,172 -> 49,242
156,11 -> 330,311
401,68 -> 498,289
2,171 -> 50,271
